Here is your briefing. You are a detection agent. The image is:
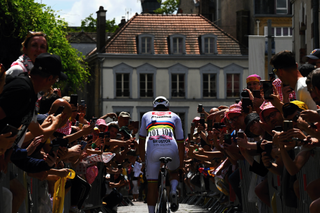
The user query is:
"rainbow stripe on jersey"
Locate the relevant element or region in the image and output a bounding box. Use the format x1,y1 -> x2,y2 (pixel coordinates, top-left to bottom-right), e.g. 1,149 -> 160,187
146,121 -> 175,133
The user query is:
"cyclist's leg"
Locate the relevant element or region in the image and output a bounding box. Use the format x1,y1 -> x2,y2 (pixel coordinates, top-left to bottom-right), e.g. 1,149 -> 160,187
167,149 -> 180,212
146,149 -> 161,213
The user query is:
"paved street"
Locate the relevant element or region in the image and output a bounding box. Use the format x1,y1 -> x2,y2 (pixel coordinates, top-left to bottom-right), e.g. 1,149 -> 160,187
117,201 -> 210,213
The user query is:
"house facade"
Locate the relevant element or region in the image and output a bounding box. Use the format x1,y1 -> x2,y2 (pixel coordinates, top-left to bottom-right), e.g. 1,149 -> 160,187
86,12 -> 248,137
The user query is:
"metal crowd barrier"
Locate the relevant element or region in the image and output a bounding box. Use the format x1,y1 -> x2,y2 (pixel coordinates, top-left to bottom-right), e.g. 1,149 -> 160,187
0,161 -> 106,213
238,160 -> 259,213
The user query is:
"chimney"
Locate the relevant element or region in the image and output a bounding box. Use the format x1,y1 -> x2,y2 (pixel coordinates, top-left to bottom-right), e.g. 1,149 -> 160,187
96,6 -> 107,53
118,16 -> 127,28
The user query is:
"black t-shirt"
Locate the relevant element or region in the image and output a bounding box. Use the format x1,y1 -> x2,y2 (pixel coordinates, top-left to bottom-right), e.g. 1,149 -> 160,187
0,73 -> 37,145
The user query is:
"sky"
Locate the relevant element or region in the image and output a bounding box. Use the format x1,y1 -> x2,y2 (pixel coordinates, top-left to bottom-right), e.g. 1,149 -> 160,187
35,0 -> 142,26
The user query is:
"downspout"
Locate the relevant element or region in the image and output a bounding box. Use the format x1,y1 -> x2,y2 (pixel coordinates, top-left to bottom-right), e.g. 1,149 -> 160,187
313,0 -> 319,48
100,57 -> 105,117
256,19 -> 260,35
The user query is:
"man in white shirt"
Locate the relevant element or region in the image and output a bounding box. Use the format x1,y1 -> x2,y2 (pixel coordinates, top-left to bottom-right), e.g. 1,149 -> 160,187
270,50 -> 317,110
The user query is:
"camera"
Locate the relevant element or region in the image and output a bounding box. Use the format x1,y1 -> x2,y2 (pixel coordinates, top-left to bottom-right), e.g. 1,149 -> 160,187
261,81 -> 273,100
237,131 -> 244,139
224,133 -> 232,144
198,104 -> 203,113
242,97 -> 252,113
213,122 -> 226,129
283,120 -> 293,131
241,89 -> 249,98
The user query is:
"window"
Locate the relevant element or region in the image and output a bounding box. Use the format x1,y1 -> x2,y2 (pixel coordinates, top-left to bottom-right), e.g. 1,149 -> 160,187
113,63 -> 133,98
276,0 -> 288,14
255,0 -> 291,15
169,34 -> 186,54
264,26 -> 293,37
140,74 -> 153,97
203,74 -> 217,98
171,74 -> 185,98
137,34 -> 154,54
201,34 -> 217,54
169,64 -> 188,99
137,63 -> 157,98
226,74 -> 240,98
116,73 -> 130,97
169,106 -> 189,139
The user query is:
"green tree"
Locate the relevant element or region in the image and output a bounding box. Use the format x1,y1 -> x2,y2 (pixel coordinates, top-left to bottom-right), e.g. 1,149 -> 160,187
80,14 -> 118,33
154,0 -> 180,14
0,0 -> 90,91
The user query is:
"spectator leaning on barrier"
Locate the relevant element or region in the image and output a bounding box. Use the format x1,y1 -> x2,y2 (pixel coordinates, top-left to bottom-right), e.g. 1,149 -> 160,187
270,50 -> 317,109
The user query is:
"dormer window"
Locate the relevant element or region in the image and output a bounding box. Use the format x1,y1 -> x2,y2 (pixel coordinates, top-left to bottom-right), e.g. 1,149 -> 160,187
137,34 -> 154,54
201,34 -> 217,54
169,34 -> 186,54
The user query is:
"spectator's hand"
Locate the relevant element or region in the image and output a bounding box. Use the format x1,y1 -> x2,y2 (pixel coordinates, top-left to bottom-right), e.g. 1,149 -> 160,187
53,88 -> 61,97
57,146 -> 68,159
260,140 -> 273,150
108,112 -> 118,120
56,168 -> 70,178
272,130 -> 287,148
44,152 -> 58,167
236,133 -> 248,148
269,84 -> 282,107
0,132 -> 16,155
281,83 -> 293,103
26,135 -> 44,156
285,128 -> 306,140
300,110 -> 320,123
261,152 -> 272,168
223,139 -> 238,152
302,136 -> 319,149
296,116 -> 310,132
68,144 -> 81,155
81,123 -> 94,135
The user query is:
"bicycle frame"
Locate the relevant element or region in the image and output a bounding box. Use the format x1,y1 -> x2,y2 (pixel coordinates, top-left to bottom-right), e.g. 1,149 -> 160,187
156,157 -> 171,213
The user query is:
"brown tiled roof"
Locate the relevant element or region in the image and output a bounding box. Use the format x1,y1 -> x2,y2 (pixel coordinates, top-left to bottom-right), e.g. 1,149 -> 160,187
103,14 -> 247,55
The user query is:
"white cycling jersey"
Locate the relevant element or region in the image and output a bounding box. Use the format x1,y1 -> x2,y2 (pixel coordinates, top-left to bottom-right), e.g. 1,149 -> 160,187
139,111 -> 184,181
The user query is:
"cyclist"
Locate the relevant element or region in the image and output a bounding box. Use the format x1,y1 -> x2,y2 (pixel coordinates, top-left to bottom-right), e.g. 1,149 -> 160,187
139,96 -> 184,213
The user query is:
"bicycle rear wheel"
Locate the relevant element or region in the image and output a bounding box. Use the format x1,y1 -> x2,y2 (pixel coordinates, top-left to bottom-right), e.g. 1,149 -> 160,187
156,187 -> 168,213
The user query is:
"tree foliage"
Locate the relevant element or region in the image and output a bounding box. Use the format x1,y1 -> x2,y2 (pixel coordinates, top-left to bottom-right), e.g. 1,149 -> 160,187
79,14 -> 118,33
0,0 -> 90,92
154,0 -> 180,14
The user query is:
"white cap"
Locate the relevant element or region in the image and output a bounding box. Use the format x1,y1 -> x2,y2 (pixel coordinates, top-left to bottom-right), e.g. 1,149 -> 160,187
153,96 -> 169,108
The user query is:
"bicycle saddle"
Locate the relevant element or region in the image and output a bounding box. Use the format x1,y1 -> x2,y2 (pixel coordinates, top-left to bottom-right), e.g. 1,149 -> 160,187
159,157 -> 172,163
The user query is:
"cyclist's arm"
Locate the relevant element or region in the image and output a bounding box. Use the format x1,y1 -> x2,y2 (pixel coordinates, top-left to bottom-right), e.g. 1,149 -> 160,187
175,115 -> 185,168
139,113 -> 147,163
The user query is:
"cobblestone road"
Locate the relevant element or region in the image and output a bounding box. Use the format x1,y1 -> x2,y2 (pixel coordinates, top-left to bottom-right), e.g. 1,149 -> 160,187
117,201 -> 210,213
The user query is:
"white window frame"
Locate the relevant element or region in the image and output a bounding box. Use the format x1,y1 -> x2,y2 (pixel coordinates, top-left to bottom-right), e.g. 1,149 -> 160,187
169,34 -> 186,54
168,64 -> 188,99
264,26 -> 293,37
113,63 -> 133,99
137,34 -> 155,54
201,34 -> 218,54
137,63 -> 157,99
276,0 -> 288,14
223,64 -> 243,99
200,63 -> 220,99
116,73 -> 130,98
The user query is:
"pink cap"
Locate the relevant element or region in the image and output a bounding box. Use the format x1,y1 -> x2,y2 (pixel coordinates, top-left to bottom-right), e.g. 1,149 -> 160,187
259,101 -> 276,123
96,119 -> 107,127
246,74 -> 261,83
226,104 -> 242,119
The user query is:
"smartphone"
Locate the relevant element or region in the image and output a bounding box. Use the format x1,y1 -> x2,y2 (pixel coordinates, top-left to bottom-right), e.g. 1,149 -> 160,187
70,94 -> 78,106
207,119 -> 213,130
49,140 -> 60,157
99,132 -> 105,138
91,117 -> 98,125
80,100 -> 85,107
237,131 -> 244,139
200,113 -> 205,119
283,120 -> 293,131
241,89 -> 249,98
198,104 -> 203,113
190,141 -> 195,145
188,133 -> 191,140
191,122 -> 195,128
1,124 -> 19,138
242,98 -> 252,113
252,90 -> 261,98
87,134 -> 93,141
116,133 -> 122,140
224,133 -> 232,144
214,122 -> 226,129
274,126 -> 283,132
264,143 -> 273,157
54,106 -> 65,116
261,81 -> 273,100
200,118 -> 205,126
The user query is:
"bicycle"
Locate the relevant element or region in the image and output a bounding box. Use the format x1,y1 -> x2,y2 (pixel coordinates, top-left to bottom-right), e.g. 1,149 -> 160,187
156,157 -> 172,213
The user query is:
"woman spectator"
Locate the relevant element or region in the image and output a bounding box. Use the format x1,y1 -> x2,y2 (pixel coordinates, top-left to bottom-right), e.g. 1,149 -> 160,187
6,31 -> 48,77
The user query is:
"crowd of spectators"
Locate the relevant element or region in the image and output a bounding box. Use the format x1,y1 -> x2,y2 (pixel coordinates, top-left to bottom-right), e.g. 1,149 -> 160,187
2,30 -> 320,213
182,49 -> 320,212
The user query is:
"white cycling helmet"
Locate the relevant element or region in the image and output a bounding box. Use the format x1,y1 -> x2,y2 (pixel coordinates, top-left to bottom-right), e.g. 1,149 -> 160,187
153,96 -> 169,108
